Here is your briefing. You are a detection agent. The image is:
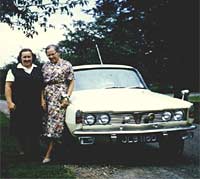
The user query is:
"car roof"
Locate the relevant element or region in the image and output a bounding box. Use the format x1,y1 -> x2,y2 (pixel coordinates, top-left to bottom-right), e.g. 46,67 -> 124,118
73,64 -> 135,70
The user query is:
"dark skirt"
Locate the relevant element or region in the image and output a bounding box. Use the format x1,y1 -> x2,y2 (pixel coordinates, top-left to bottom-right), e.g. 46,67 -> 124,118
9,106 -> 43,138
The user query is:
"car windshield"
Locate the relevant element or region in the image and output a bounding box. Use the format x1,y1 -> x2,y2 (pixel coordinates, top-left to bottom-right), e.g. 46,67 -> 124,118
74,68 -> 146,91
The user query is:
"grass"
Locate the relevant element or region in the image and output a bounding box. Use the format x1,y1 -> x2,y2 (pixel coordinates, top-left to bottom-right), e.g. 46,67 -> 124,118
0,112 -> 76,179
0,112 -> 9,127
188,95 -> 200,124
5,164 -> 75,179
189,95 -> 200,103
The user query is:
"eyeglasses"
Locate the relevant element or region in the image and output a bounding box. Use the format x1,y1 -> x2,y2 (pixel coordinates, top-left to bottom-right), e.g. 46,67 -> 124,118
46,52 -> 57,57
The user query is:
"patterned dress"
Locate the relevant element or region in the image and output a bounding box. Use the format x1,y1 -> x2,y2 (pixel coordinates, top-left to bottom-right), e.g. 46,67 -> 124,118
42,59 -> 74,139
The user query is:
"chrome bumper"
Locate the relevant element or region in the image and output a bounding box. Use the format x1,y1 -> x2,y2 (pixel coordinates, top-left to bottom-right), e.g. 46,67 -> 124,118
73,124 -> 196,135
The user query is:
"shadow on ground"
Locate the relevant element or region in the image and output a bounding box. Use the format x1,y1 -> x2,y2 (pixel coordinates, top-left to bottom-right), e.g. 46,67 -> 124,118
52,142 -> 196,167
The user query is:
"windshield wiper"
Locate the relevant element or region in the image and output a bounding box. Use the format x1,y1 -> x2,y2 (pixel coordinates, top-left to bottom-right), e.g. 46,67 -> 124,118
105,86 -> 125,89
126,86 -> 145,89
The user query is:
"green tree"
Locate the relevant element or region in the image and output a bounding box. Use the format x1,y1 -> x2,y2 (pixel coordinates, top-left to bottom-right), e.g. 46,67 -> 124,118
59,0 -> 148,65
0,0 -> 88,37
59,0 -> 198,93
59,0 -> 169,85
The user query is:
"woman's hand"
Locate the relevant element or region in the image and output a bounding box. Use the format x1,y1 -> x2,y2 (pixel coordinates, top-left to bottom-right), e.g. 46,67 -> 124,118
60,98 -> 69,109
41,100 -> 47,111
7,101 -> 16,111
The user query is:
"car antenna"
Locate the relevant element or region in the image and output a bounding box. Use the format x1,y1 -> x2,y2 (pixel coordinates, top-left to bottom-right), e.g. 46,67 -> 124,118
95,43 -> 103,65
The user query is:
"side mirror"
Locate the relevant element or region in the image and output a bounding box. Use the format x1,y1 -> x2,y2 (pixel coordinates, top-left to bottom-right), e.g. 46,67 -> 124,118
181,89 -> 190,101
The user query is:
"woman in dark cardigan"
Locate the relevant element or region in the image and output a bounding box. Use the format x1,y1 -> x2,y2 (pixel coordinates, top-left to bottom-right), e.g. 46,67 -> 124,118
5,48 -> 46,160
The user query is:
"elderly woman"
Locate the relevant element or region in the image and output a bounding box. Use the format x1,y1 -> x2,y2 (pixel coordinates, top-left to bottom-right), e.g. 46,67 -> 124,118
5,48 -> 45,160
41,44 -> 74,163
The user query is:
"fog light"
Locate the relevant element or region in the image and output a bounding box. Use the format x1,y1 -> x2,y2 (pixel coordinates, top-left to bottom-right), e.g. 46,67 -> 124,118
148,113 -> 155,121
144,113 -> 155,123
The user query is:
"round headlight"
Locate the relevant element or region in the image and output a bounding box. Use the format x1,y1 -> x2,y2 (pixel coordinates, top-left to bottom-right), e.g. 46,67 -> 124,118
98,114 -> 110,125
84,114 -> 96,125
173,110 -> 184,121
162,111 -> 172,121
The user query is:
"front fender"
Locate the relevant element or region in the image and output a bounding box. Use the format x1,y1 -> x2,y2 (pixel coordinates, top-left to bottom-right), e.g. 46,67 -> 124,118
65,104 -> 82,135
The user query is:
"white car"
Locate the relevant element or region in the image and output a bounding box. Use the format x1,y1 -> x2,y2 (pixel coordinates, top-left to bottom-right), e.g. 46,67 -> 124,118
64,64 -> 196,156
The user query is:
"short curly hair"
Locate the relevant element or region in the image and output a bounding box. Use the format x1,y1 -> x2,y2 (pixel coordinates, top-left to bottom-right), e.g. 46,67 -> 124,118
45,44 -> 60,54
17,48 -> 36,63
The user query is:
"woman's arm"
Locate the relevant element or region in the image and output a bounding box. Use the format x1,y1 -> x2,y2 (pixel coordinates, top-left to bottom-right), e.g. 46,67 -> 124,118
41,90 -> 46,111
67,79 -> 75,97
61,79 -> 75,108
5,81 -> 15,111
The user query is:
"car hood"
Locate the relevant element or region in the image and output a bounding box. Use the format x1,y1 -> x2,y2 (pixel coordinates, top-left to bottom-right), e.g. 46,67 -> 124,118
71,89 -> 192,112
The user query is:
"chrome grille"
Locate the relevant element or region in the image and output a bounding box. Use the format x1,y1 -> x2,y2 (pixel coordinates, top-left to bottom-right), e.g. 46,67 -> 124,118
81,109 -> 186,125
110,112 -> 163,124
111,113 -> 135,124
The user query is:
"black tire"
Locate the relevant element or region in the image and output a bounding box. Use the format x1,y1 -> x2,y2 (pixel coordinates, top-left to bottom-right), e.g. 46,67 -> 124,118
61,124 -> 77,149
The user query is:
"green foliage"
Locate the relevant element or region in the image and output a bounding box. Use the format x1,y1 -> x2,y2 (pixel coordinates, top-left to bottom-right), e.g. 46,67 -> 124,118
0,63 -> 16,98
58,0 -> 169,81
189,95 -> 200,103
0,0 -> 88,37
58,0 -> 198,92
59,20 -> 102,65
7,164 -> 75,178
0,112 -> 9,128
1,0 -> 197,92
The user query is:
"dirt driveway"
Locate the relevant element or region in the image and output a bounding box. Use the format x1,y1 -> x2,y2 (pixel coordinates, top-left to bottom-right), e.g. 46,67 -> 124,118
58,124 -> 199,179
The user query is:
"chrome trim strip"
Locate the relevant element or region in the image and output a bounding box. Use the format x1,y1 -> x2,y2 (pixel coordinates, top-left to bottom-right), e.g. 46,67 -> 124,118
73,125 -> 196,135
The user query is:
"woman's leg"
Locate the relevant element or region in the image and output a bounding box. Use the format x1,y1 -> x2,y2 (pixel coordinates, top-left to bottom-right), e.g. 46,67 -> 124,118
44,141 -> 54,160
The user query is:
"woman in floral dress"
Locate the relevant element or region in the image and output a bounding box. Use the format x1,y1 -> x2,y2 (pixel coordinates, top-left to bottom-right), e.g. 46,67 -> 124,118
42,44 -> 74,163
